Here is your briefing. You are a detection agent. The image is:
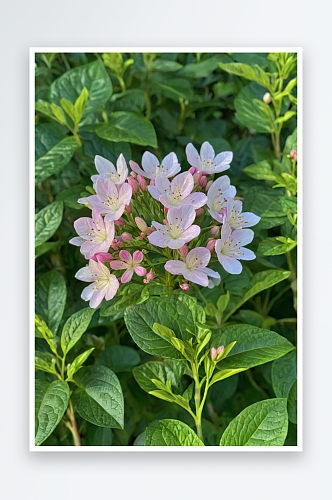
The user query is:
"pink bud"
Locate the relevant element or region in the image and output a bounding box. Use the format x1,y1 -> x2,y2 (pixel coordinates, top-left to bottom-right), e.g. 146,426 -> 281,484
146,272 -> 155,281
195,208 -> 204,217
115,217 -> 125,227
206,239 -> 216,253
164,206 -> 169,215
140,232 -> 145,237
211,347 -> 217,360
91,252 -> 113,263
290,149 -> 297,160
143,278 -> 149,284
217,346 -> 224,354
180,283 -> 189,291
125,204 -> 132,214
149,179 -> 155,186
199,175 -> 207,188
146,227 -> 156,235
130,171 -> 136,178
128,177 -> 139,194
193,171 -> 202,184
205,180 -> 213,193
216,346 -> 225,361
111,239 -> 119,251
138,236 -> 143,240
210,226 -> 219,237
137,174 -> 148,192
178,244 -> 188,258
163,219 -> 168,225
121,232 -> 132,242
118,241 -> 124,248
135,217 -> 148,233
189,166 -> 196,175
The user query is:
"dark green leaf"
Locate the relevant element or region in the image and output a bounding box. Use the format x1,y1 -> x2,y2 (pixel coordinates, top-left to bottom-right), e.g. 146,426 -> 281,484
235,82 -> 272,132
35,137 -> 79,184
61,308 -> 95,354
35,201 -> 63,247
35,270 -> 66,335
98,345 -> 140,372
145,419 -> 204,446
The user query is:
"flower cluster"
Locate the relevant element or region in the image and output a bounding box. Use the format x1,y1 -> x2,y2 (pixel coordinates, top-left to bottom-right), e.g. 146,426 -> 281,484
71,142 -> 260,308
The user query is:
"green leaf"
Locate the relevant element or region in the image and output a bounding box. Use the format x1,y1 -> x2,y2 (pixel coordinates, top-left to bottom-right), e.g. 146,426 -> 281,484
212,324 -> 295,372
81,131 -> 131,165
152,58 -> 182,72
124,294 -> 205,359
35,380 -> 70,446
272,350 -> 297,424
66,348 -> 95,379
98,345 -> 140,372
35,122 -> 66,159
281,128 -> 297,172
35,240 -> 58,258
35,351 -> 58,374
235,83 -> 273,133
133,360 -> 185,394
50,60 -> 112,119
35,137 -> 79,184
179,54 -> 231,78
210,368 -> 244,385
220,398 -> 288,446
243,160 -> 278,181
35,270 -> 67,335
150,77 -> 194,102
72,365 -> 124,429
85,422 -> 113,446
99,284 -> 148,316
145,419 -> 204,446
92,111 -> 157,148
35,380 -> 49,434
61,308 -> 95,354
258,237 -> 297,256
220,62 -> 271,90
35,201 -> 63,247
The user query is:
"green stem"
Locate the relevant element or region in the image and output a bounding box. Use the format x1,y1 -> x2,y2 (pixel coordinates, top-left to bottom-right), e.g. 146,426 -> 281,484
193,284 -> 208,305
66,399 -> 81,446
266,283 -> 291,314
192,362 -> 204,441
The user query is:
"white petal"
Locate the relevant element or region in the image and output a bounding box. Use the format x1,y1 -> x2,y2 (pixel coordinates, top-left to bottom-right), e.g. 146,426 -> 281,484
142,151 -> 160,177
200,141 -> 215,161
218,254 -> 242,274
214,151 -> 233,167
95,155 -> 116,176
185,143 -> 201,168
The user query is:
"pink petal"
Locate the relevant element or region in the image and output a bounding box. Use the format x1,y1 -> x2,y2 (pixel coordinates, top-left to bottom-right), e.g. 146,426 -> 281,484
121,268 -> 134,283
132,250 -> 144,264
186,247 -> 211,267
147,231 -> 169,248
164,260 -> 187,275
91,252 -> 113,263
110,260 -> 126,270
89,286 -> 107,308
130,160 -> 153,179
134,266 -> 147,277
185,143 -> 201,169
182,268 -> 209,286
119,249 -> 132,263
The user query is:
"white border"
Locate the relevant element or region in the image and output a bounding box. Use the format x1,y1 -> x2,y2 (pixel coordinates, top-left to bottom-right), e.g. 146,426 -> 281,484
30,47 -> 303,452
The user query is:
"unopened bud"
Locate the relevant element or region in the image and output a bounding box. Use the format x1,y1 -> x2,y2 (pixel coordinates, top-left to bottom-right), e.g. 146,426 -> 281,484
125,204 -> 132,214
210,226 -> 219,237
211,347 -> 217,360
263,92 -> 271,104
91,252 -> 113,263
149,179 -> 155,186
137,174 -> 148,192
138,235 -> 143,240
146,272 -> 155,281
290,149 -> 297,161
180,283 -> 189,291
135,217 -> 148,233
146,227 -> 156,235
193,171 -> 202,184
199,175 -> 207,188
206,239 -> 216,253
121,232 -> 132,242
115,217 -> 125,227
195,208 -> 204,217
215,345 -> 225,361
205,180 -> 213,193
128,177 -> 139,194
178,244 -> 188,258
130,171 -> 136,178
111,239 -> 119,251
189,166 -> 196,175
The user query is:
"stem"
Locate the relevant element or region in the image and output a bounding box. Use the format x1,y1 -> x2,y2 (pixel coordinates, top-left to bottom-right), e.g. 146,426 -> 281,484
165,270 -> 173,297
66,399 -> 81,446
118,75 -> 126,92
266,283 -> 291,314
191,362 -> 204,441
61,355 -> 66,380
246,369 -> 270,398
193,284 -> 208,305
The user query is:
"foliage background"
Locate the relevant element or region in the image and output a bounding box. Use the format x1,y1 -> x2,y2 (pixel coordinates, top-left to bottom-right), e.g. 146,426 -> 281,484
35,51 -> 297,447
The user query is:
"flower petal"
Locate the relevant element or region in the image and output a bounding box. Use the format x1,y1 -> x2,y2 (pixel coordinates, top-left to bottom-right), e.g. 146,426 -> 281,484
181,225 -> 200,242
130,160 -> 153,179
164,260 -> 187,275
105,275 -> 120,300
200,141 -> 215,161
160,152 -> 180,177
96,178 -> 117,203
217,254 -> 242,274
142,151 -> 160,177
134,266 -> 147,276
110,260 -> 126,270
186,247 -> 211,267
95,155 -> 116,176
178,192 -> 207,209
89,286 -> 107,308
214,151 -> 233,167
171,172 -> 194,199
147,231 -> 169,248
183,268 -> 209,286
241,212 -> 261,228
148,185 -> 162,201
117,154 -> 128,180
132,250 -> 144,264
75,265 -> 97,282
185,143 -> 201,168
121,268 -> 134,283
232,228 -> 254,247
81,283 -> 96,301
238,248 -> 256,261
69,236 -> 84,247
119,250 -> 132,263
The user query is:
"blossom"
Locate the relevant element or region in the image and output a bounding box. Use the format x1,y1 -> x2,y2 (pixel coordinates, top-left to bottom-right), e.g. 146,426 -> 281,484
79,179 -> 132,222
186,141 -> 233,175
148,206 -> 200,249
148,172 -> 207,209
165,247 -> 220,286
75,259 -> 119,308
215,223 -> 255,274
206,176 -> 236,221
222,198 -> 261,229
110,250 -> 147,283
91,154 -> 128,186
130,151 -> 180,180
69,208 -> 115,259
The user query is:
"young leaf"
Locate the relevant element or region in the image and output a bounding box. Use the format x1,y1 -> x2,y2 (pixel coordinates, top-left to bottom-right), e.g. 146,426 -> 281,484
61,308 -> 95,354
35,380 -> 70,446
35,270 -> 66,335
145,419 -> 204,446
35,137 -> 79,184
72,365 -> 124,429
35,351 -> 58,375
133,360 -> 185,394
98,345 -> 140,373
66,348 -> 95,379
258,237 -> 297,256
220,398 -> 288,446
35,201 -> 63,247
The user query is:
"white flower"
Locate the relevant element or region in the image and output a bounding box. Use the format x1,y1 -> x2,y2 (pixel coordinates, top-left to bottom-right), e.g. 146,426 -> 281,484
91,154 -> 128,187
148,171 -> 207,209
215,223 -> 256,274
130,151 -> 180,180
206,176 -> 236,221
165,247 -> 220,287
148,205 -> 200,249
75,259 -> 119,308
221,198 -> 261,229
186,141 -> 233,175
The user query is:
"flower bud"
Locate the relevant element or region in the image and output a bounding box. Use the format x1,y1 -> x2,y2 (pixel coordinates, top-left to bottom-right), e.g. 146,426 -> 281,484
125,204 -> 132,214
115,217 -> 125,227
215,345 -> 225,361
178,244 -> 188,258
290,149 -> 297,161
193,171 -> 202,184
180,283 -> 189,291
263,92 -> 271,104
210,226 -> 219,237
121,232 -> 132,242
146,227 -> 156,235
135,217 -> 148,233
130,171 -> 136,178
199,175 -> 207,188
164,206 -> 169,215
205,180 -> 213,193
149,179 -> 155,186
206,239 -> 216,253
91,252 -> 113,263
143,278 -> 149,284
195,208 -> 204,217
137,174 -> 148,192
138,235 -> 143,240
111,239 -> 119,251
211,347 -> 217,360
189,166 -> 196,175
128,177 -> 139,194
146,272 -> 155,281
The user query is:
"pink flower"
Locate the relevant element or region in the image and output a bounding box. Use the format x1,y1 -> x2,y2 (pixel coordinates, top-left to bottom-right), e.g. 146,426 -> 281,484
148,171 -> 207,209
186,141 -> 233,175
91,154 -> 128,187
165,247 -> 220,286
79,178 -> 132,222
148,205 -> 200,250
91,252 -> 113,263
120,232 -> 132,242
146,272 -> 155,281
130,151 -> 180,180
110,250 -> 147,283
70,207 -> 115,259
180,283 -> 189,291
75,259 -> 119,308
205,180 -> 213,193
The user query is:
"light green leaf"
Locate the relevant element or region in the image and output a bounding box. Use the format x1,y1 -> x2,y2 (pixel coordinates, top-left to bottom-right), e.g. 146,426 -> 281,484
258,237 -> 297,256
35,201 -> 63,247
220,62 -> 271,90
72,365 -> 124,429
145,419 -> 204,446
35,137 -> 79,184
35,270 -> 67,335
235,83 -> 273,133
61,308 -> 95,354
133,360 -> 185,394
66,348 -> 95,379
98,345 -> 140,373
150,78 -> 194,102
220,398 -> 288,446
50,60 -> 112,119
243,160 -> 278,181
210,368 -> 244,385
92,111 -> 157,148
35,351 -> 57,374
35,380 -> 70,446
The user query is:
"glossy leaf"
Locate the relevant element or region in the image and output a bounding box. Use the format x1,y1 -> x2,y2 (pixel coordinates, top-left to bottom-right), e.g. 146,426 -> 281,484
35,270 -> 66,335
133,360 -> 185,394
35,201 -> 63,247
98,345 -> 140,373
235,83 -> 273,133
35,136 -> 79,184
61,308 -> 95,354
145,419 -> 204,446
66,348 -> 95,379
